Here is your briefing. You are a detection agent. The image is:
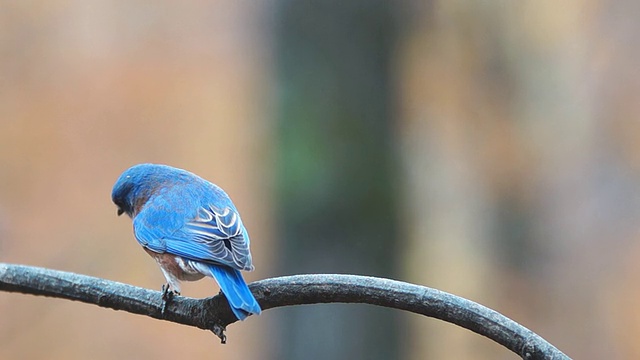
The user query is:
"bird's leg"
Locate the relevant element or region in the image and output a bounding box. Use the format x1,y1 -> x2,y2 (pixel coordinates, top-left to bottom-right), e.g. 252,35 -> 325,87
157,266 -> 182,315
161,283 -> 180,315
161,283 -> 181,299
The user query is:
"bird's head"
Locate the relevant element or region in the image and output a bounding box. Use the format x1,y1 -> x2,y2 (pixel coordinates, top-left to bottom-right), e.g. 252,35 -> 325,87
111,163 -> 164,218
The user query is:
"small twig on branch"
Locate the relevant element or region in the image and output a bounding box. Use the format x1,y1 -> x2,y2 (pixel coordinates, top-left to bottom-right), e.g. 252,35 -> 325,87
0,263 -> 569,359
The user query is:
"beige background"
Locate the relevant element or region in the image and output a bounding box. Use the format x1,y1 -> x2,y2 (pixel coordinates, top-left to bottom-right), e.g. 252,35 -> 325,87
2,1 -> 640,359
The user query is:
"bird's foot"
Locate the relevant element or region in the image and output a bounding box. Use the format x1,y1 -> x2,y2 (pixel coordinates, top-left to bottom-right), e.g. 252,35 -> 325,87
161,284 -> 180,315
161,283 -> 180,300
211,324 -> 227,344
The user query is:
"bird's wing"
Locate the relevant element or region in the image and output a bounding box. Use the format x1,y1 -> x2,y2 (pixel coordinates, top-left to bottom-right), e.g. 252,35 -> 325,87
179,204 -> 253,271
133,199 -> 253,271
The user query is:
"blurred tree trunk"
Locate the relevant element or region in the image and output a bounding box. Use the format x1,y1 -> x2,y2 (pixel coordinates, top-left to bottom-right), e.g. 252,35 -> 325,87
397,2 -> 512,359
273,1 -> 402,359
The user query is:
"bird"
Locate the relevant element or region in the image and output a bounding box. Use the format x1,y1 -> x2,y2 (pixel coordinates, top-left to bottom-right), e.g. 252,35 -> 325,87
111,163 -> 261,321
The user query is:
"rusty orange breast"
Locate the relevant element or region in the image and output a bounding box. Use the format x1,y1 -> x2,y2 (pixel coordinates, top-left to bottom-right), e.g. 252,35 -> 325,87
144,248 -> 205,282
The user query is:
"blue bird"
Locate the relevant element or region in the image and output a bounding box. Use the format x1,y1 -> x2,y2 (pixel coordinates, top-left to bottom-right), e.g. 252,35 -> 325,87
111,163 -> 261,320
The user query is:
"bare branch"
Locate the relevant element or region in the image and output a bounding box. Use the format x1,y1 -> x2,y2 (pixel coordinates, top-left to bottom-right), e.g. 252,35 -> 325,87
0,263 -> 569,359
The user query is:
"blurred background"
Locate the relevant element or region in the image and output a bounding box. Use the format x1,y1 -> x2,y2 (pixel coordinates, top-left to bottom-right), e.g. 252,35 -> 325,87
0,1 -> 639,359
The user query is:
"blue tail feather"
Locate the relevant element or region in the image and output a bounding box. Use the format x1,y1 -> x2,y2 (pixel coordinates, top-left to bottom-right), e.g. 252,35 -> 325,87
202,264 -> 261,320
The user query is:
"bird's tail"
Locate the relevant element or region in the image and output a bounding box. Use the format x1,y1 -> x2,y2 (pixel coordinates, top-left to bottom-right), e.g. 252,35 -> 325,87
196,263 -> 261,321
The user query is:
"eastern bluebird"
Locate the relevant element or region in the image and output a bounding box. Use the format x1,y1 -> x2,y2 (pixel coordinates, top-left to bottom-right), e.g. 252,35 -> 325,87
111,163 -> 261,320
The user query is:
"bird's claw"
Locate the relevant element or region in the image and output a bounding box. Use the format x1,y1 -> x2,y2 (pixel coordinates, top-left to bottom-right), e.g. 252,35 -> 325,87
161,284 -> 179,300
212,324 -> 227,344
161,284 -> 180,316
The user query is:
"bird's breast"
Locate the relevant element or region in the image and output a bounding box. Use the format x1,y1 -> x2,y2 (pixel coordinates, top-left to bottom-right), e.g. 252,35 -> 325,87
144,248 -> 205,282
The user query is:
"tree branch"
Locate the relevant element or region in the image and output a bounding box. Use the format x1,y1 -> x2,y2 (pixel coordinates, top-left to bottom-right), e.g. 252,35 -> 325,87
0,263 -> 569,359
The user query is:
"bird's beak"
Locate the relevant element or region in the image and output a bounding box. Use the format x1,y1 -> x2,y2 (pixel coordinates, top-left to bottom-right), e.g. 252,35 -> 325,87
117,208 -> 124,216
